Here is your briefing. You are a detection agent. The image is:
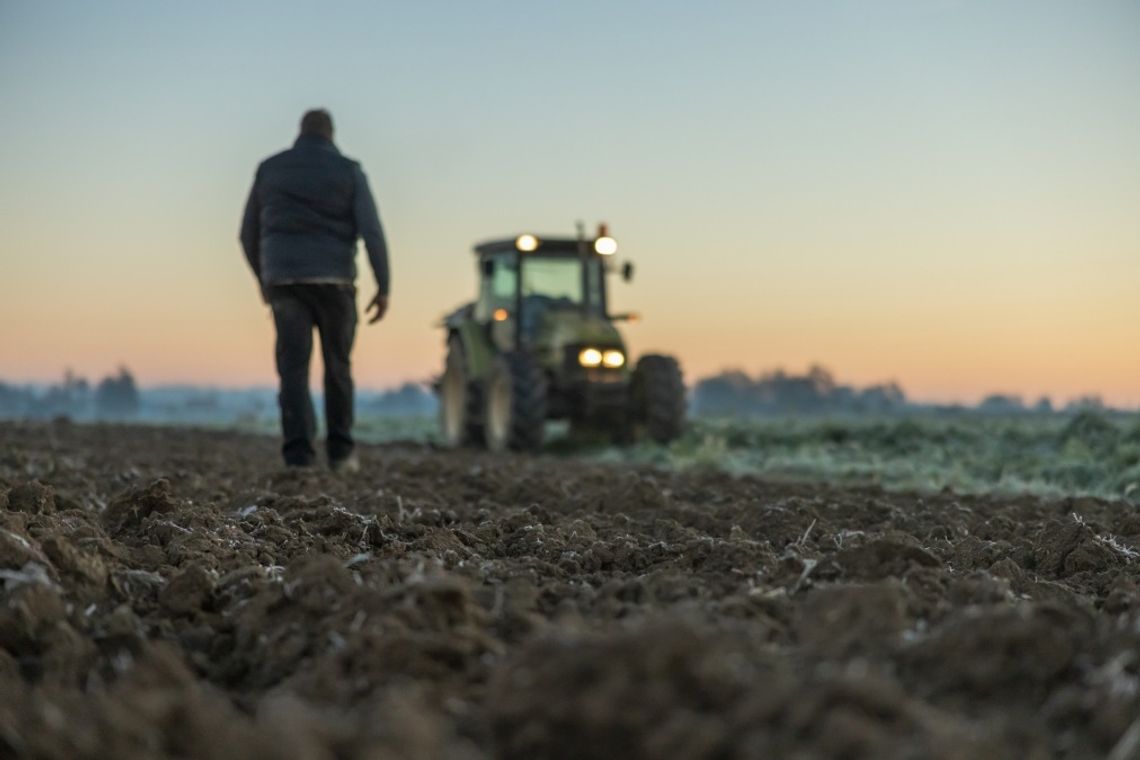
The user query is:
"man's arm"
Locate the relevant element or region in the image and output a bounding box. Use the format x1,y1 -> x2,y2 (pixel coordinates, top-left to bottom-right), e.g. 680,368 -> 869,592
352,165 -> 390,298
239,169 -> 262,282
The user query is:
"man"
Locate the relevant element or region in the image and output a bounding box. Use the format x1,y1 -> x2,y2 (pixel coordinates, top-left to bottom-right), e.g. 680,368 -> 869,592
240,109 -> 389,471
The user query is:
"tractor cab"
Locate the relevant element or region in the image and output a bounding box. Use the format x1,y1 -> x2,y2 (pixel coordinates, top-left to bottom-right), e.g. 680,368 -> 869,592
439,224 -> 683,452
472,231 -> 627,354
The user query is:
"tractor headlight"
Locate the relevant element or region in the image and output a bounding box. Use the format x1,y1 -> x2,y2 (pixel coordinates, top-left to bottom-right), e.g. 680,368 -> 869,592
602,350 -> 625,368
594,236 -> 618,255
578,348 -> 603,367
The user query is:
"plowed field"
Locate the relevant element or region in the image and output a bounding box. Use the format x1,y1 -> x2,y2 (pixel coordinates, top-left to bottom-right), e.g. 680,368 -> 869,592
2,421 -> 1139,759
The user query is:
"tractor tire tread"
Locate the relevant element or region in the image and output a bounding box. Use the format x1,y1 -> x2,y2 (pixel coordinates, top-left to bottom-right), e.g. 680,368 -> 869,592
501,352 -> 547,450
634,354 -> 685,443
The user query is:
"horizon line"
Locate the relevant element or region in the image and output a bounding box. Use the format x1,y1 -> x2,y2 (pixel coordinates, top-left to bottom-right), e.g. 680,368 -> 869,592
2,374 -> 1135,412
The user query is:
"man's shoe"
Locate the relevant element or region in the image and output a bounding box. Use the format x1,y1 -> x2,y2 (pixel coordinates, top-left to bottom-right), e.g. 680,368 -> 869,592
330,453 -> 360,474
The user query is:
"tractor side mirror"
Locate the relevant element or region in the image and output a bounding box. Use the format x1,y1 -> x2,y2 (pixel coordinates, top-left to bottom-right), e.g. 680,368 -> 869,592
622,262 -> 635,282
481,259 -> 494,277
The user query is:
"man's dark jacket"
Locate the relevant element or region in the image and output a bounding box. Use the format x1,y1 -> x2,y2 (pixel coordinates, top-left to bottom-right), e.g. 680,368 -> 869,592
240,135 -> 389,295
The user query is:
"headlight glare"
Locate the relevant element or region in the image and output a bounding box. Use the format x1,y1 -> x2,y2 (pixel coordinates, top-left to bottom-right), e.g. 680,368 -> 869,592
594,236 -> 618,255
602,350 -> 625,368
578,348 -> 603,367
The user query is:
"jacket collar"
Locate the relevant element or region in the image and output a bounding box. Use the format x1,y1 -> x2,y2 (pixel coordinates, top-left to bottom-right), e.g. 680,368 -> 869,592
294,134 -> 339,152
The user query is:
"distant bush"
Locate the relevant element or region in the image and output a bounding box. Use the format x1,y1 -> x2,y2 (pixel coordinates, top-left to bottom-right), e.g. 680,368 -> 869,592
978,394 -> 1025,415
95,368 -> 140,418
1059,410 -> 1119,451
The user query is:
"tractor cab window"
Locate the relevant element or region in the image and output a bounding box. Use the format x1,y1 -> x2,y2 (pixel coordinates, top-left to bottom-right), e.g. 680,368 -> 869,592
491,258 -> 518,301
521,257 -> 605,316
521,258 -> 583,308
476,255 -> 518,322
516,257 -> 606,339
477,254 -> 606,329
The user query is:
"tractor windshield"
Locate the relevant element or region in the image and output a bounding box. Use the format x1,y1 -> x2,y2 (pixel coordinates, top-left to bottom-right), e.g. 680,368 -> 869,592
523,259 -> 581,304
521,257 -> 604,316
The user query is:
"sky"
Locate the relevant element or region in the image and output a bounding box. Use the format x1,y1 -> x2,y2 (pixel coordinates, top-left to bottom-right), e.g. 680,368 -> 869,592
1,0 -> 1138,406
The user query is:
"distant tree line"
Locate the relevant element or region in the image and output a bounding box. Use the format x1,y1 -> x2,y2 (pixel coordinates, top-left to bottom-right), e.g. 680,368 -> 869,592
975,393 -> 1105,416
693,365 -> 906,416
0,372 -> 438,423
693,366 -> 1113,417
359,382 -> 436,416
0,367 -> 140,419
0,366 -> 1122,423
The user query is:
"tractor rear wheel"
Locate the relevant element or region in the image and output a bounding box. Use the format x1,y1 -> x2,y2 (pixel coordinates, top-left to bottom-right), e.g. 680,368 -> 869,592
632,354 -> 685,443
484,352 -> 546,452
440,335 -> 483,447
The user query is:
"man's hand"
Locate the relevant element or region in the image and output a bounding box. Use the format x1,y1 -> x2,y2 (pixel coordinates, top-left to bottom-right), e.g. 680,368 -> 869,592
366,292 -> 388,324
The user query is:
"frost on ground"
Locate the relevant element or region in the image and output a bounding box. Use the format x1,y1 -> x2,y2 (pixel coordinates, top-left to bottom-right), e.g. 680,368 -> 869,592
2,421 -> 1140,759
612,412 -> 1140,502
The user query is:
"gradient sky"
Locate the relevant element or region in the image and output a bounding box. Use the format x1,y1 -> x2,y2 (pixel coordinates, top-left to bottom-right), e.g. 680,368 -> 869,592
1,0 -> 1138,406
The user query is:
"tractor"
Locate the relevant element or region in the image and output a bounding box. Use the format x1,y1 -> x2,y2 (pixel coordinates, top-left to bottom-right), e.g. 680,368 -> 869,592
437,225 -> 685,451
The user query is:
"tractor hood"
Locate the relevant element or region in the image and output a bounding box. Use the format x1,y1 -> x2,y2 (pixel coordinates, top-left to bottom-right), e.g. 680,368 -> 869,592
535,310 -> 625,353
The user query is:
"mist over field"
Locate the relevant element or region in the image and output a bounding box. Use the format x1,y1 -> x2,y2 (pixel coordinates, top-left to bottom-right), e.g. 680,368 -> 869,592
2,364 -> 1129,426
4,365 -> 1137,504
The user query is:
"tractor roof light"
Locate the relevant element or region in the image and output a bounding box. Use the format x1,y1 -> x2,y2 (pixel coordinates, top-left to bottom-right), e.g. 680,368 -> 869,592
516,234 -> 539,252
578,348 -> 603,368
594,236 -> 617,256
602,350 -> 625,368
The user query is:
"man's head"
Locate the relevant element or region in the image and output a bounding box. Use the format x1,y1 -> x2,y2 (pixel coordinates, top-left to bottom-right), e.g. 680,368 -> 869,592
299,109 -> 334,140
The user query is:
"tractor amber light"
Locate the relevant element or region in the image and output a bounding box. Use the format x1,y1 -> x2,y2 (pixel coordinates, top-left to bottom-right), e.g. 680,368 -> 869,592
578,348 -> 603,367
515,234 -> 539,252
594,236 -> 618,255
493,308 -> 509,322
602,350 -> 625,368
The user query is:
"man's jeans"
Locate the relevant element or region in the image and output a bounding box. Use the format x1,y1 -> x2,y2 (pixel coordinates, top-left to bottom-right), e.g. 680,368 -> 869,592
268,283 -> 357,466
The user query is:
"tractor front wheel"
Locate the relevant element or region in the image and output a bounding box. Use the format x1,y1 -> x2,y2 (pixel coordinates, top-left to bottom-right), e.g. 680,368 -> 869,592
632,354 -> 685,443
484,352 -> 547,452
440,335 -> 483,447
